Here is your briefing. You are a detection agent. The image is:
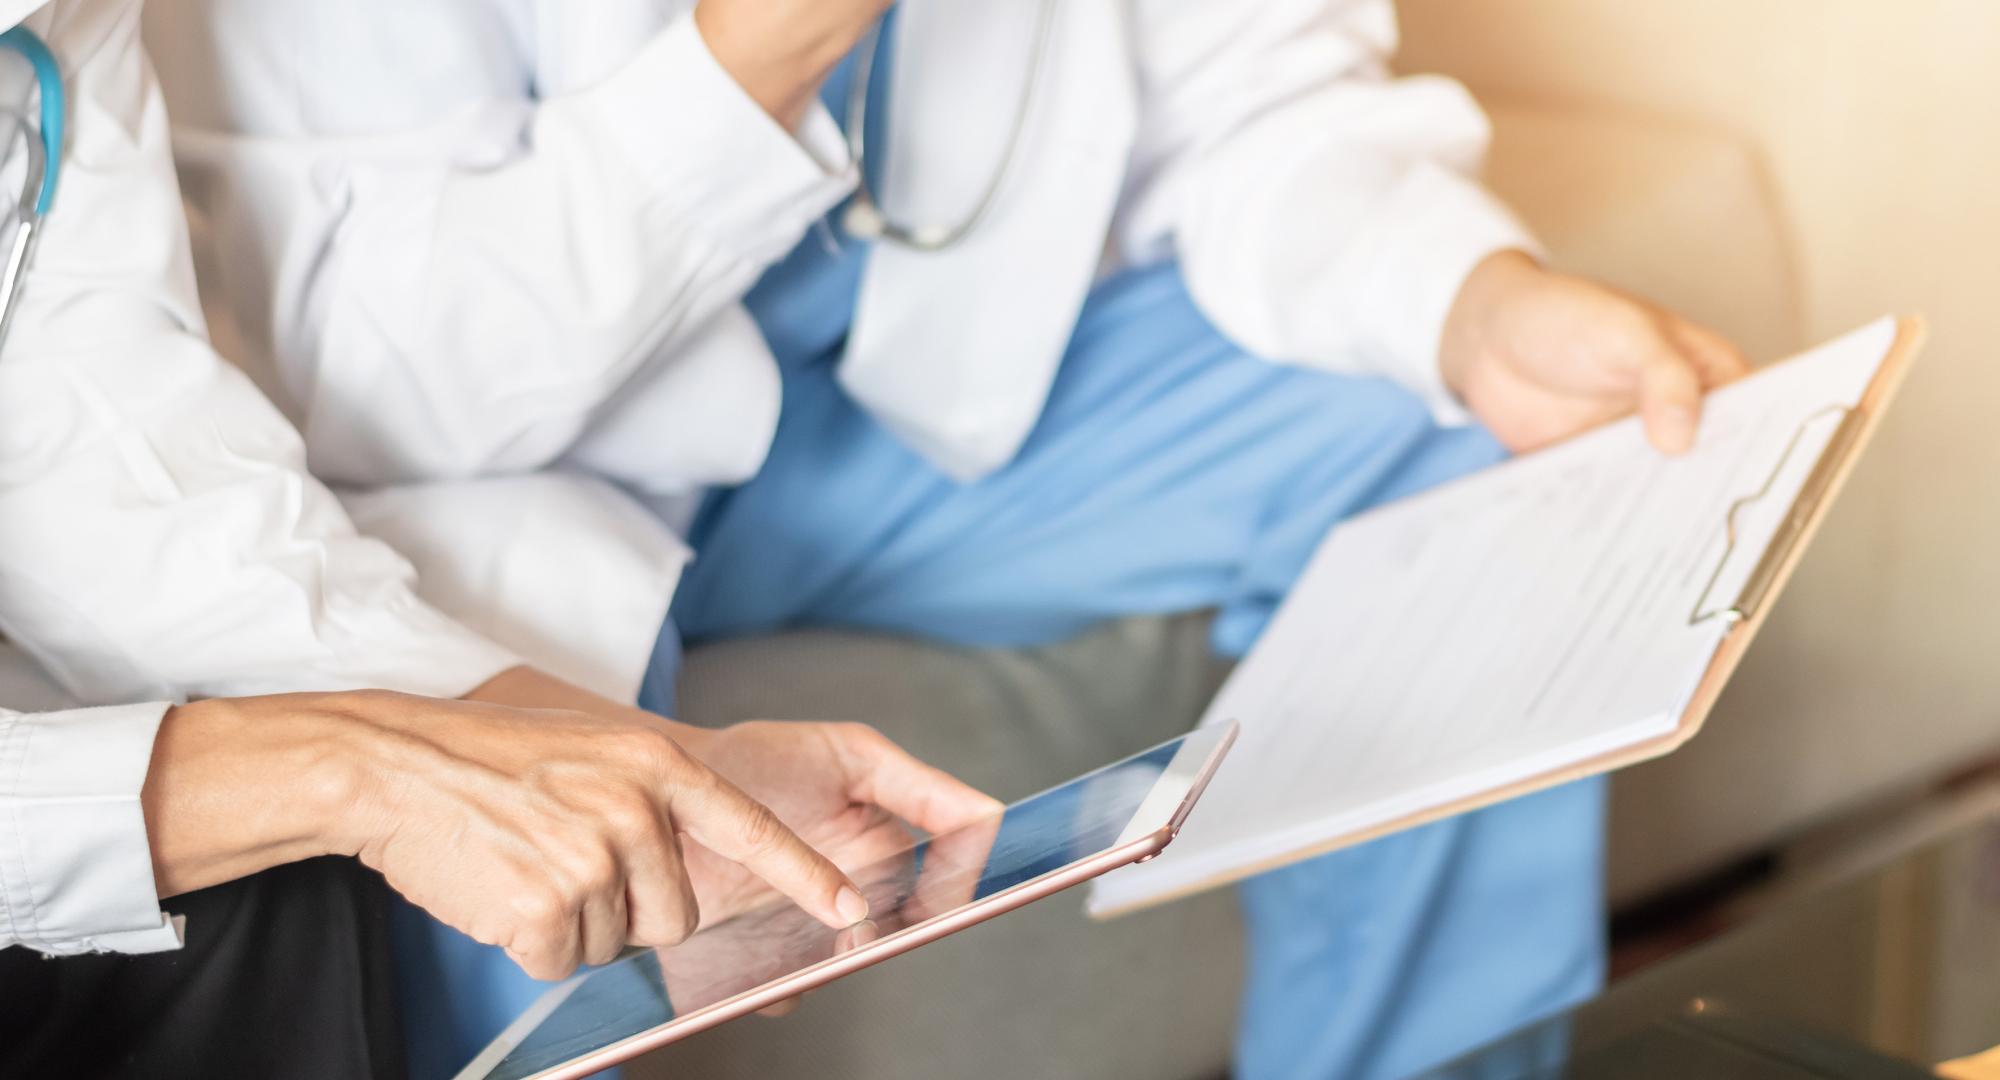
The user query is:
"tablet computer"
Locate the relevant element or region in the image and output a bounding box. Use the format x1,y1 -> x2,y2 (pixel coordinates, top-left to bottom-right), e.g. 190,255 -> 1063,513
453,723 -> 1238,1080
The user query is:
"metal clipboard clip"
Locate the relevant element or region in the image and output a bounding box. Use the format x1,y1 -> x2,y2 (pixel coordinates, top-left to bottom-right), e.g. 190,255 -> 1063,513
1688,404 -> 1868,629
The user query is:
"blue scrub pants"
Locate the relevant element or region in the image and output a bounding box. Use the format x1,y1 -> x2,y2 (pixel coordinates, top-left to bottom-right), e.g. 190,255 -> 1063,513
397,264 -> 1604,1080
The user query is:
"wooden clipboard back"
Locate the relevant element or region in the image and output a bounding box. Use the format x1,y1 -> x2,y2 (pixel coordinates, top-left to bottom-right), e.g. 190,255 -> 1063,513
1093,316 -> 1928,920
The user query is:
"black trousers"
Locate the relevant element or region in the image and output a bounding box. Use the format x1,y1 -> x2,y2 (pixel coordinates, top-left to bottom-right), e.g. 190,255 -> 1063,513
0,856 -> 406,1080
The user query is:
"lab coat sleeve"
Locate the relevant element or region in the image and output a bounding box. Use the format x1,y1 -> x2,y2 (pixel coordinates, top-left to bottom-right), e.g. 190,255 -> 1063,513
242,13 -> 855,486
0,702 -> 184,955
1117,0 -> 1539,422
0,0 -> 519,707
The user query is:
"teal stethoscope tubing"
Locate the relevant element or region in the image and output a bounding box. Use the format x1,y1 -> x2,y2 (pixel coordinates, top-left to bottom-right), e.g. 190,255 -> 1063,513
0,25 -> 63,354
1,25 -> 61,214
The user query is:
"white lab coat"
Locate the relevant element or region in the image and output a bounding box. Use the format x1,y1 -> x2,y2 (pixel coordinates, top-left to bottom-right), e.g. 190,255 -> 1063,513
0,0 -> 519,955
142,0 -> 1532,700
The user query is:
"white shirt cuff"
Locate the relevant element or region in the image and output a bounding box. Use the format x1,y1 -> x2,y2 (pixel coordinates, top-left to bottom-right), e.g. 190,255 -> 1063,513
0,703 -> 182,955
569,13 -> 859,269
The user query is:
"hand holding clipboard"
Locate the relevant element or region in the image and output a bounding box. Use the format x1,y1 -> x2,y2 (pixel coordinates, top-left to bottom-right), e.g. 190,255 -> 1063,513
1093,316 -> 1926,918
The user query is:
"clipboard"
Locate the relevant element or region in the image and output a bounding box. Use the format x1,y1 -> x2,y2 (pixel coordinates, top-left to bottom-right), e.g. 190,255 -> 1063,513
1555,315 -> 1925,788
1091,315 -> 1927,918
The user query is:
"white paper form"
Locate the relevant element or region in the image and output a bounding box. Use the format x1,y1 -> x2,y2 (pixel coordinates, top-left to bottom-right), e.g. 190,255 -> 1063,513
1090,318 -> 1898,916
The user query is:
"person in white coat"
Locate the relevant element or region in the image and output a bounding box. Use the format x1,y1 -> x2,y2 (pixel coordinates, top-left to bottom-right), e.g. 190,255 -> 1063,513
0,3 -> 993,1074
142,1 -> 1751,1077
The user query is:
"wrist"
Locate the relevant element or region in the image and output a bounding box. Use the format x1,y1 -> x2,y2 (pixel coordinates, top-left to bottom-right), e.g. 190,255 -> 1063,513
143,695 -> 369,896
1439,249 -> 1542,398
284,693 -> 412,861
695,1 -> 877,128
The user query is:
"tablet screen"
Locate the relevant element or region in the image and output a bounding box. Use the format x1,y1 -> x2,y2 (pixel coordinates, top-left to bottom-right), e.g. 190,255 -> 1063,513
461,727 -> 1230,1080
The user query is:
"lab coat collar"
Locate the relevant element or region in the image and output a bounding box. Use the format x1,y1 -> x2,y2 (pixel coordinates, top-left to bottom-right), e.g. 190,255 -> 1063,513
1,2 -> 43,32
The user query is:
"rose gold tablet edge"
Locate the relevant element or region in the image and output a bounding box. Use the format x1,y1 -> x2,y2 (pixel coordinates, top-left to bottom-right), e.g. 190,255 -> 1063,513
526,726 -> 1238,1080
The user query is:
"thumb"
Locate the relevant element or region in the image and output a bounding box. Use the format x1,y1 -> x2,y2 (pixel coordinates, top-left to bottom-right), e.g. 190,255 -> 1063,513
668,772 -> 871,930
837,725 -> 1004,835
1636,345 -> 1704,455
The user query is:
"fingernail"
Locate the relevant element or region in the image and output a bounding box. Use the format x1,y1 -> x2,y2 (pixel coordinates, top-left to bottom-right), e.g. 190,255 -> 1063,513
835,887 -> 870,925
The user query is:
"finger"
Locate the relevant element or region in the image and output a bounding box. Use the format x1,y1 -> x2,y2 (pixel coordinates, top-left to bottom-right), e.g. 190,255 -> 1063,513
506,945 -> 565,983
802,809 -> 919,877
903,812 -> 1003,926
577,877 -> 629,969
752,921 -> 879,1017
1667,318 -> 1752,386
667,771 -> 869,932
504,898 -> 583,982
1637,346 -> 1705,455
756,998 -> 802,1019
834,920 -> 882,953
622,809 -> 703,947
834,726 -> 1005,835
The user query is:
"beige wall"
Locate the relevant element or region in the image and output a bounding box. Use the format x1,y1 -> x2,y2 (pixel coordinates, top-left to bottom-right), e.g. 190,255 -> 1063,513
1399,1 -> 2000,879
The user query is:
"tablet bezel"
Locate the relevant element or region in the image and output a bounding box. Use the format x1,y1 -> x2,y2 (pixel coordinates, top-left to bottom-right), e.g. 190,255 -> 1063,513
463,722 -> 1238,1080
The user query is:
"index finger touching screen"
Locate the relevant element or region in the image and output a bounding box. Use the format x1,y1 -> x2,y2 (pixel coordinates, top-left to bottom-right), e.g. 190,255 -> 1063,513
454,725 -> 1237,1080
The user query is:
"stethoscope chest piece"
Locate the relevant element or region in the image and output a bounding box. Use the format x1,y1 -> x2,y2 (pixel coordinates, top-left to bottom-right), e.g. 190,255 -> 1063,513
842,0 -> 1055,254
841,198 -> 887,242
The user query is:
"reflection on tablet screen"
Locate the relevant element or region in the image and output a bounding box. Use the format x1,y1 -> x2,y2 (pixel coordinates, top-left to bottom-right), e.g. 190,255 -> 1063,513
475,738 -> 1185,1080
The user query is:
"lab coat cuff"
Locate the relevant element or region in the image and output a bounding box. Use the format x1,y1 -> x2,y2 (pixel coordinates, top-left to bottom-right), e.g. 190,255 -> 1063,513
575,14 -> 858,267
1347,164 -> 1542,426
0,703 -> 184,955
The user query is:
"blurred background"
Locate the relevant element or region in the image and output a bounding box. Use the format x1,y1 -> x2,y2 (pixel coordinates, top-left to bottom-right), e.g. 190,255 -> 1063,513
1397,0 -> 2000,905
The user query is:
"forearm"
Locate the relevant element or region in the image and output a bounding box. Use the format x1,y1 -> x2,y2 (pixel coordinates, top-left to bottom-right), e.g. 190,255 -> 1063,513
139,697 -> 364,899
140,666 -> 710,903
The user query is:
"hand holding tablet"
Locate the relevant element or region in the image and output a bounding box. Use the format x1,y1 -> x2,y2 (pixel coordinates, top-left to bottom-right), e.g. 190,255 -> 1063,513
676,719 -> 1005,929
453,725 -> 1237,1080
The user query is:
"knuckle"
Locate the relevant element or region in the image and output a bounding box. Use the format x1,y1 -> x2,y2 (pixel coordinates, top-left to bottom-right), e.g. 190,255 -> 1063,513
510,885 -> 564,928
578,843 -> 622,892
602,791 -> 662,840
737,804 -> 790,854
620,725 -> 689,773
551,836 -> 618,897
833,721 -> 884,748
